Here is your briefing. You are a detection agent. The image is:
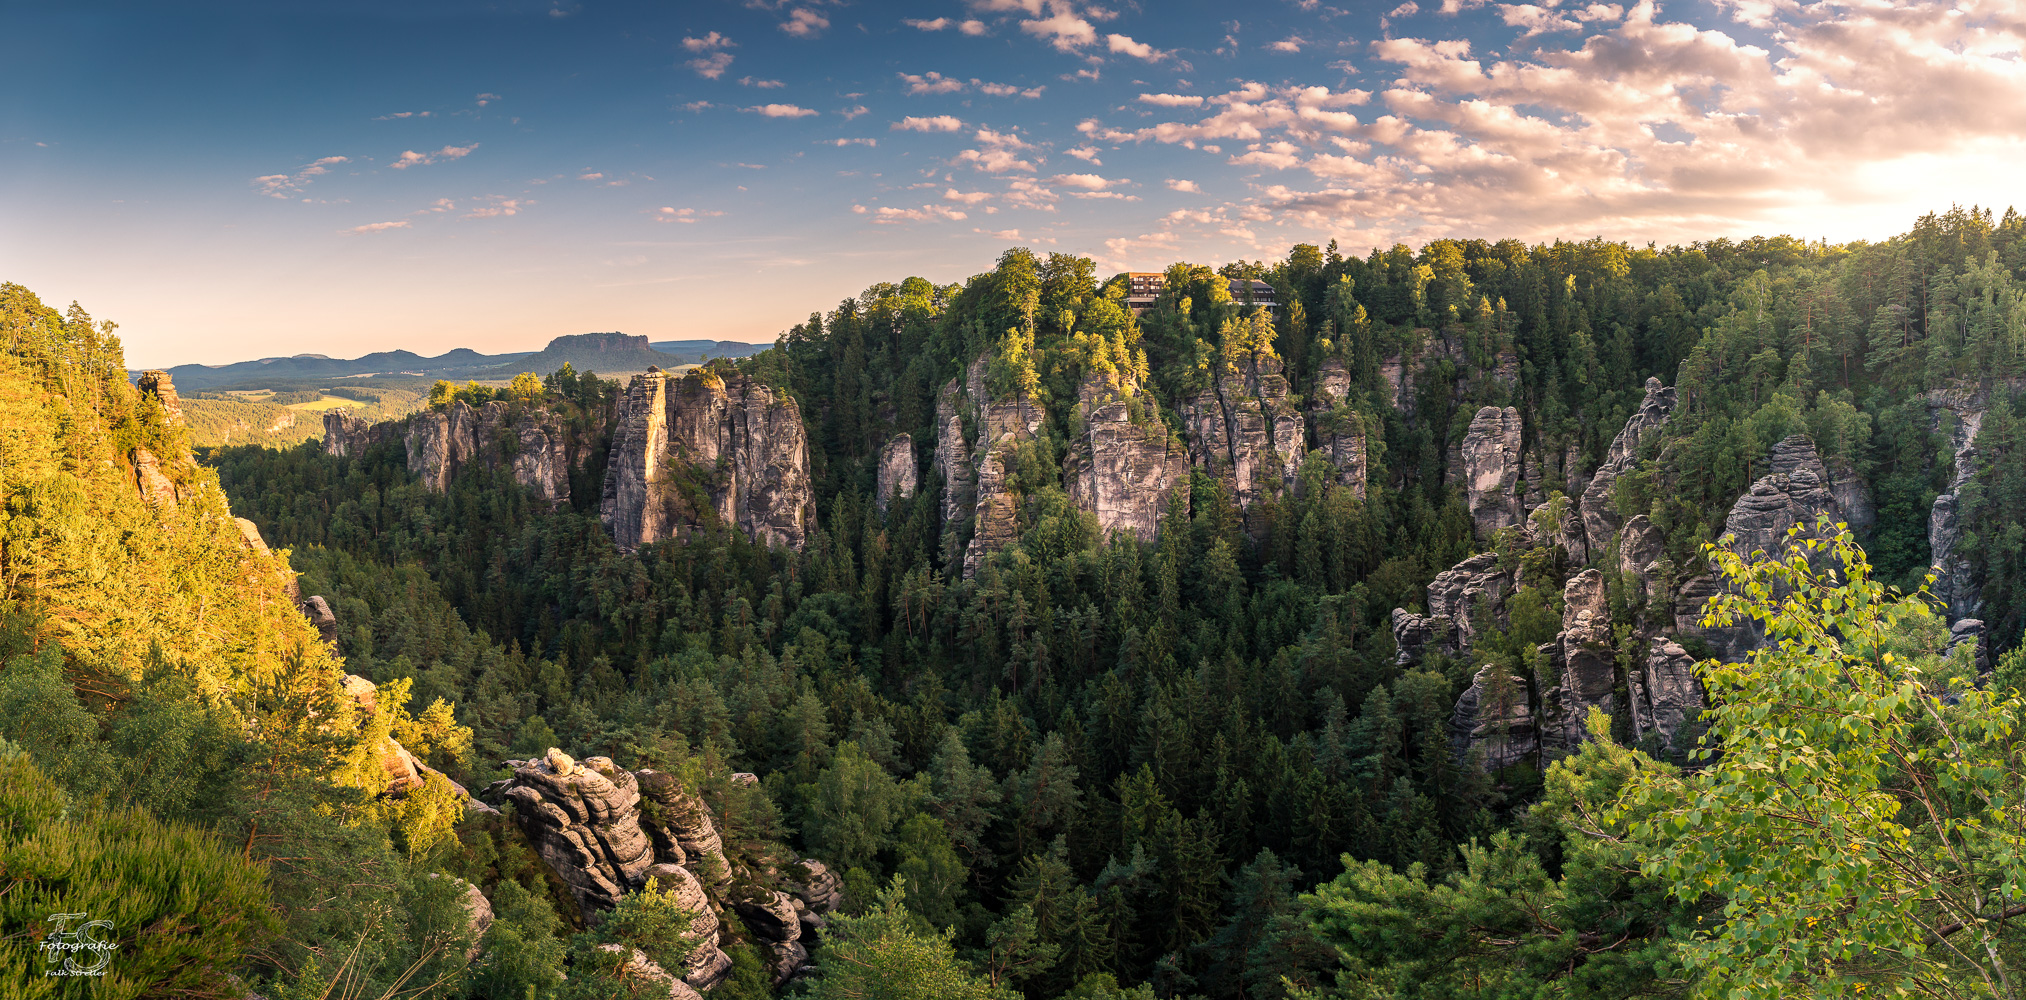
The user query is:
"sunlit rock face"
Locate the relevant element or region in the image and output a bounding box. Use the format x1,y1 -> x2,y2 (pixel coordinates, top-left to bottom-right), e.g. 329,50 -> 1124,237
1579,377 -> 1677,557
1065,371 -> 1190,543
397,400 -> 576,504
875,433 -> 917,513
601,367 -> 816,552
1462,405 -> 1523,540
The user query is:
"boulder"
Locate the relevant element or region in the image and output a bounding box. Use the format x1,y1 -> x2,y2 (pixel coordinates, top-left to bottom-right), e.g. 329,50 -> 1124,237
735,890 -> 802,944
875,434 -> 917,513
131,447 -> 177,510
300,595 -> 340,646
593,945 -> 706,1000
1579,377 -> 1676,556
1461,406 -> 1524,539
634,770 -> 732,889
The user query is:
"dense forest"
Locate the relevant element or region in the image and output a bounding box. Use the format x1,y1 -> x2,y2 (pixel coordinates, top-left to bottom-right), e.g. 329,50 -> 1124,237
8,206 -> 2026,999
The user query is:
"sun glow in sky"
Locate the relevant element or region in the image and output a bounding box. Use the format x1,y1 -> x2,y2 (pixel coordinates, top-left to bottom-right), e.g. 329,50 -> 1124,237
4,0 -> 2024,367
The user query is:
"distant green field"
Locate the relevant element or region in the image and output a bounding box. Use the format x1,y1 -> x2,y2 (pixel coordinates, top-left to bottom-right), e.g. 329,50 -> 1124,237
181,380 -> 428,448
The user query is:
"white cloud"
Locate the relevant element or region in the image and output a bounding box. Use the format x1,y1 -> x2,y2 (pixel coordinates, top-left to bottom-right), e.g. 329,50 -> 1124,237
851,203 -> 970,224
1049,172 -> 1117,189
1267,35 -> 1305,52
945,188 -> 994,203
1139,93 -> 1205,107
389,144 -> 475,169
976,128 -> 1031,148
1021,10 -> 1097,51
893,115 -> 966,131
1065,145 -> 1103,163
341,220 -> 409,235
1167,178 -> 1201,192
253,155 -> 350,198
902,71 -> 966,95
977,227 -> 1024,239
976,81 -> 1046,97
1106,33 -> 1169,61
683,101 -> 714,112
374,111 -> 433,120
651,206 -> 727,223
744,104 -> 821,118
579,171 -> 605,180
781,7 -> 830,36
957,147 -> 1037,172
683,32 -> 736,78
740,76 -> 786,88
475,93 -> 500,106
827,137 -> 879,146
907,17 -> 989,33
464,196 -> 527,219
841,105 -> 870,119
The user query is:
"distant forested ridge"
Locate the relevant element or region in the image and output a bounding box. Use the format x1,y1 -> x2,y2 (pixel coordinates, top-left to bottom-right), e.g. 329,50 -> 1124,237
8,206 -> 2026,999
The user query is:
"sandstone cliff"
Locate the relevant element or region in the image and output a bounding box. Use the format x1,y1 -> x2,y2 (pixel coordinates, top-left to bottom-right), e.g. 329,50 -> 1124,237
483,749 -> 843,988
137,369 -> 186,426
322,411 -> 387,458
876,433 -> 917,513
1178,343 -> 1304,516
1579,377 -> 1677,557
1307,357 -> 1368,498
1461,406 -> 1524,539
601,367 -> 817,552
404,400 -> 577,505
1064,370 -> 1190,543
1538,569 -> 1616,753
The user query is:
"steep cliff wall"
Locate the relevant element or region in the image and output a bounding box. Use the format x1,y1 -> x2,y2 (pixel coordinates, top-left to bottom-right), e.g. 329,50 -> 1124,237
1064,371 -> 1190,543
876,433 -> 917,513
600,367 -> 816,552
1179,343 -> 1304,514
1579,377 -> 1677,557
395,400 -> 577,504
1462,406 -> 1524,539
1308,357 -> 1368,498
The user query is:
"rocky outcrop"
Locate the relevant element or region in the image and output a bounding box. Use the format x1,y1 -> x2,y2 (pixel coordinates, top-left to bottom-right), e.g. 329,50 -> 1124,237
496,751 -> 658,915
1179,344 -> 1305,515
322,411 -> 387,458
1462,406 -> 1524,539
404,400 -> 576,504
932,380 -> 975,529
1950,618 -> 1994,676
1627,638 -> 1702,751
131,447 -> 177,510
486,753 -> 840,990
930,355 -> 1047,577
595,945 -> 706,1000
1723,463 -> 1839,560
876,434 -> 917,513
1064,371 -> 1189,542
1617,514 -> 1667,605
1392,552 -> 1512,667
137,370 -> 185,426
601,368 -> 817,552
1450,663 -> 1537,770
1308,358 -> 1368,498
1540,569 -> 1616,753
301,595 -> 339,646
1579,378 -> 1677,557
1923,386 -> 2007,621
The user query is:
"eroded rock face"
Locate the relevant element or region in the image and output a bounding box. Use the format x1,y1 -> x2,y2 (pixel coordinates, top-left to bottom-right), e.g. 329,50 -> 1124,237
876,434 -> 917,513
322,411 -> 382,458
1308,358 -> 1368,498
1924,387 -> 1999,622
1541,569 -> 1616,753
1628,638 -> 1703,751
131,447 -> 177,510
1425,552 -> 1509,657
1064,372 -> 1189,542
400,401 -> 576,503
601,368 -> 817,551
932,380 -> 974,530
137,370 -> 185,426
497,752 -> 657,914
1579,377 -> 1677,556
1450,663 -> 1537,770
635,769 -> 732,889
1392,607 -> 1454,667
594,945 -> 706,1000
1179,345 -> 1304,515
301,595 -> 339,646
1724,465 -> 1839,561
1462,406 -> 1524,539
933,355 -> 1047,577
1617,514 -> 1667,604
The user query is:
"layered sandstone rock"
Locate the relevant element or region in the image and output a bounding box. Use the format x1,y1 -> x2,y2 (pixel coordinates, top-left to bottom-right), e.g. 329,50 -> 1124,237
1579,378 -> 1677,556
601,368 -> 817,551
496,752 -> 657,915
932,380 -> 975,530
876,434 -> 917,513
301,595 -> 340,646
1723,463 -> 1839,560
1628,637 -> 1703,751
931,356 -> 1046,577
403,400 -> 576,504
1924,386 -> 2000,621
1540,569 -> 1616,753
1617,514 -> 1667,605
1392,552 -> 1512,667
131,446 -> 177,510
1462,406 -> 1524,539
322,411 -> 385,458
1450,664 -> 1537,770
1064,371 -> 1189,542
137,370 -> 185,426
1179,345 -> 1304,514
1307,358 -> 1368,498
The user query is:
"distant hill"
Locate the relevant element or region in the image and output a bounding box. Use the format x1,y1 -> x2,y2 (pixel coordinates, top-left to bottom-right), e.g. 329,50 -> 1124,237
498,332 -> 681,377
650,339 -> 771,363
151,347 -> 532,390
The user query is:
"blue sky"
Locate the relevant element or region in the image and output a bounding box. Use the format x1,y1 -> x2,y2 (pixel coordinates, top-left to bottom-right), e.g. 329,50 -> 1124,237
4,0 -> 2022,367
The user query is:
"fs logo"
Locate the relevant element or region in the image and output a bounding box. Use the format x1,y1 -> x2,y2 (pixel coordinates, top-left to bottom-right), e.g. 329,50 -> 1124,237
41,913 -> 117,977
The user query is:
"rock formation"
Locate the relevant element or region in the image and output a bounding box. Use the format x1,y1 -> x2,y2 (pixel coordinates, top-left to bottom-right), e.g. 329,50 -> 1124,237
1627,637 -> 1703,751
1539,569 -> 1617,753
875,434 -> 917,513
301,595 -> 340,646
1723,461 -> 1839,560
485,754 -> 842,989
932,380 -> 975,530
1924,386 -> 2001,622
1178,345 -> 1304,515
137,370 -> 185,426
1391,552 -> 1513,667
1579,377 -> 1677,556
403,400 -> 576,505
1308,358 -> 1368,498
131,447 -> 177,510
322,411 -> 377,457
1450,663 -> 1537,770
1617,514 -> 1667,605
1064,371 -> 1189,542
601,367 -> 817,552
1462,406 -> 1524,539
961,357 -> 1047,575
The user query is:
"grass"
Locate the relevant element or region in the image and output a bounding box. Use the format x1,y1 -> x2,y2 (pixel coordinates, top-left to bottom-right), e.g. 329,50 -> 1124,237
285,395 -> 368,411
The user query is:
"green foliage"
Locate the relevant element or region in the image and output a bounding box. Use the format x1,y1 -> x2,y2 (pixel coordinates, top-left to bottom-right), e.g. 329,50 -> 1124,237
0,749 -> 275,998
804,877 -> 1013,1000
1629,518 -> 2026,999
